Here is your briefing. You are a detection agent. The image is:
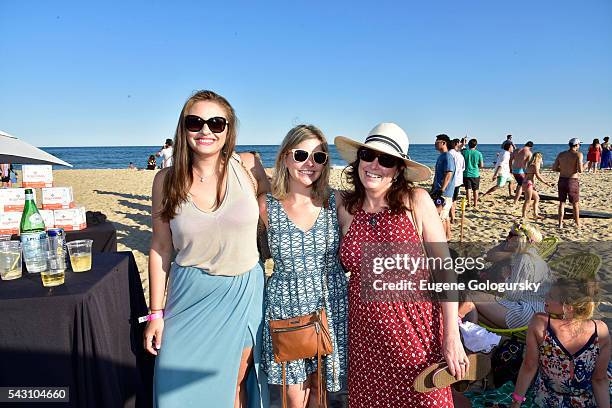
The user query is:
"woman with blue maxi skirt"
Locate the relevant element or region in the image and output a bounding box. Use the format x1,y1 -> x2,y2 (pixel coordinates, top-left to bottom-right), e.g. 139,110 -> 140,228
144,90 -> 271,407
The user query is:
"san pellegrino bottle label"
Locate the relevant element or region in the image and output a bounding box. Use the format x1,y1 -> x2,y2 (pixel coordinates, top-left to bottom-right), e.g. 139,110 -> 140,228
20,188 -> 48,273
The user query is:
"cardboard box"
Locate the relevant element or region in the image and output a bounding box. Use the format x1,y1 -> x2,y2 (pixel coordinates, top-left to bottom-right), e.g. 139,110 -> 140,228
0,211 -> 21,234
38,209 -> 55,230
53,207 -> 86,231
42,187 -> 75,210
0,188 -> 36,212
22,165 -> 53,188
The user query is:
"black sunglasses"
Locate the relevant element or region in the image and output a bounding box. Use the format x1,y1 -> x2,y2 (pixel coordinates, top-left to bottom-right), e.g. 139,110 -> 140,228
290,149 -> 328,165
358,147 -> 399,168
184,115 -> 228,133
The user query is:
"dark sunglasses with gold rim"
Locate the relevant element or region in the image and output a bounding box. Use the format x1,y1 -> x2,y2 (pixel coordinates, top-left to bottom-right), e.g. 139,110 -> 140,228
289,149 -> 328,165
184,115 -> 228,133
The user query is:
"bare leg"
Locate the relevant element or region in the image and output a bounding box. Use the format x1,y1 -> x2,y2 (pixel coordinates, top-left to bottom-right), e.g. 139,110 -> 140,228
306,373 -> 320,408
558,201 -> 565,228
450,201 -> 456,224
235,348 -> 253,408
473,190 -> 479,208
572,202 -> 580,229
521,187 -> 532,219
532,190 -> 540,219
474,302 -> 510,328
464,187 -> 470,206
513,184 -> 522,206
508,182 -> 513,197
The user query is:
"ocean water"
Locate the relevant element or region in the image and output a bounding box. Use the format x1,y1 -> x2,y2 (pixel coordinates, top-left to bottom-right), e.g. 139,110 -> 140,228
37,144 -> 573,170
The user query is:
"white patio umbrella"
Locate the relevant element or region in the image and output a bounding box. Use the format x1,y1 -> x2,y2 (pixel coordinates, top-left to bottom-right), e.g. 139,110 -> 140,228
0,130 -> 72,167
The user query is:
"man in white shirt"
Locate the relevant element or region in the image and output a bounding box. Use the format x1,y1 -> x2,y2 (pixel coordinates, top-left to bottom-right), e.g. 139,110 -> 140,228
449,138 -> 465,223
156,138 -> 174,168
482,141 -> 515,197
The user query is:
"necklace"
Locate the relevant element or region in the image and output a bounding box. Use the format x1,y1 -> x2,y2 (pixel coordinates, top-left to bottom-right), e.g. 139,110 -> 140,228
193,168 -> 215,182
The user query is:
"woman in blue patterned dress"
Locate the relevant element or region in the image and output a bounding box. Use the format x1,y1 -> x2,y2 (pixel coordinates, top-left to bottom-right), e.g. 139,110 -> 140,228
258,124 -> 348,407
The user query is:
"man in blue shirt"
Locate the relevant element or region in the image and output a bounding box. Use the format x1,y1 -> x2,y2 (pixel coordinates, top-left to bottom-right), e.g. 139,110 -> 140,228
432,134 -> 456,240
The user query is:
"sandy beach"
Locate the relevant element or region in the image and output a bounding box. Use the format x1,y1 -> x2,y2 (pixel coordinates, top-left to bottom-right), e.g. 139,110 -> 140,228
51,168 -> 611,316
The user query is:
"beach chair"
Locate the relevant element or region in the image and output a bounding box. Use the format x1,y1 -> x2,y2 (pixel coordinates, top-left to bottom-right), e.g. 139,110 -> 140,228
534,236 -> 560,260
548,251 -> 602,280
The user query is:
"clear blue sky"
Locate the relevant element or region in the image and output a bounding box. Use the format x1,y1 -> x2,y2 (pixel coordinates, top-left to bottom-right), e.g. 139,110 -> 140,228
1,0 -> 610,147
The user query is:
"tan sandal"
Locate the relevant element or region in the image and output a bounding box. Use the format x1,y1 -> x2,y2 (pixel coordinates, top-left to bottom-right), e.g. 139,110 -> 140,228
413,353 -> 491,393
431,353 -> 491,389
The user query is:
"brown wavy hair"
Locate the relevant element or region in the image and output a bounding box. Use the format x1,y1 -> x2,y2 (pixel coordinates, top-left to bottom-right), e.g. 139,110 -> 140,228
341,157 -> 414,214
159,90 -> 237,222
271,124 -> 330,206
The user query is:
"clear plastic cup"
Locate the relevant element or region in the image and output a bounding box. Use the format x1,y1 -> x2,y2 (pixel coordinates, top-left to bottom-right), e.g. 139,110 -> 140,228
0,235 -> 12,242
67,239 -> 93,272
0,240 -> 22,280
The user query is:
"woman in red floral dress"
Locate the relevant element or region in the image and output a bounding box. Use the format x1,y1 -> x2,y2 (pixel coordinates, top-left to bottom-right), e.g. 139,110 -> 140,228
335,123 -> 468,407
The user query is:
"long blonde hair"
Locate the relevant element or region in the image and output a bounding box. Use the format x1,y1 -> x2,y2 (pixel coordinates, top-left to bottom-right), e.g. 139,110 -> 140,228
527,152 -> 543,170
271,124 -> 330,205
159,90 -> 237,221
552,278 -> 599,320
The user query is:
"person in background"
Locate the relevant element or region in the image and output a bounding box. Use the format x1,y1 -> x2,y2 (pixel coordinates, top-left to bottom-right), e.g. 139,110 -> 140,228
511,279 -> 610,407
128,162 -> 137,170
586,138 -> 602,173
259,124 -> 348,407
600,136 -> 611,170
156,138 -> 174,168
462,138 -> 484,208
503,134 -> 516,150
510,141 -> 534,206
0,163 -> 10,187
448,138 -> 465,224
521,152 -> 552,220
144,90 -> 270,407
335,123 -> 467,407
146,155 -> 157,170
482,140 -> 515,199
553,138 -> 584,229
432,134 -> 455,240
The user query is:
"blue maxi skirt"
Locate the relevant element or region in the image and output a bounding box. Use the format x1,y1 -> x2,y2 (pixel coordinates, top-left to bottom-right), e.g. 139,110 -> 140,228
154,263 -> 269,407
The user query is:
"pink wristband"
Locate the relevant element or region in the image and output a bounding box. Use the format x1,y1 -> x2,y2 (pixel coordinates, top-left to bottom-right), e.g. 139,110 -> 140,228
138,311 -> 164,323
511,392 -> 526,402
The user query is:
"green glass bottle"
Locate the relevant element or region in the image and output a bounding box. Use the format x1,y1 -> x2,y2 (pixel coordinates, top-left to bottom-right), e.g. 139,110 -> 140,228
20,188 -> 48,273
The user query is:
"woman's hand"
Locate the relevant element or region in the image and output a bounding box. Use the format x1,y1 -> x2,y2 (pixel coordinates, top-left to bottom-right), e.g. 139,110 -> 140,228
442,330 -> 469,380
143,318 -> 164,356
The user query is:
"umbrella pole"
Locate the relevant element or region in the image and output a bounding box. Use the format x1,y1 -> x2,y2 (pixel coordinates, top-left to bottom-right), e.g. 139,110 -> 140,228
460,197 -> 466,243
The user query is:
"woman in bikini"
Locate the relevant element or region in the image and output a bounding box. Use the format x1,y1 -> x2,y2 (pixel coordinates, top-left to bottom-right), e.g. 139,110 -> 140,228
521,152 -> 552,220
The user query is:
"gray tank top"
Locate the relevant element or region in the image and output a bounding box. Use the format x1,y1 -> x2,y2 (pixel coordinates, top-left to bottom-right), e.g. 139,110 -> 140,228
170,154 -> 259,276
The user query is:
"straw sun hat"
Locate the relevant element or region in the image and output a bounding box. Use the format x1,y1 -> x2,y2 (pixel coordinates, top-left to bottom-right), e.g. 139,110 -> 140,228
334,122 -> 432,182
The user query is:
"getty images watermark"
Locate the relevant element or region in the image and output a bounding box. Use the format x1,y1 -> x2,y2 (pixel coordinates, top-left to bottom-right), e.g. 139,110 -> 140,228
360,242 -> 552,302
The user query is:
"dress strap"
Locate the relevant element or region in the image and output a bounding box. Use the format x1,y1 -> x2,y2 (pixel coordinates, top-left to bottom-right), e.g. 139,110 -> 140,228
593,320 -> 598,337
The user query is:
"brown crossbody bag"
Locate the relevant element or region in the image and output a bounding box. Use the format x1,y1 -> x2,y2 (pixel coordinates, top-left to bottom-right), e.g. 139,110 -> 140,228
268,200 -> 334,408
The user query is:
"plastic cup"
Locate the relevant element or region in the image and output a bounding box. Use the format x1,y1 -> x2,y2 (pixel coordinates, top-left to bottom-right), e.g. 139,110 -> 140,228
0,240 -> 22,280
67,239 -> 93,272
0,235 -> 11,242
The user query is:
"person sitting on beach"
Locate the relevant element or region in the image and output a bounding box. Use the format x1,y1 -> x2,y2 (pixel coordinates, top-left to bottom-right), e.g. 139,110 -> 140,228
144,90 -> 271,407
459,222 -> 553,329
448,138 -> 465,224
462,138 -> 483,208
601,136 -> 611,170
128,162 -> 137,170
510,141 -> 533,206
511,279 -> 610,407
335,123 -> 468,407
482,140 -> 515,199
146,155 -> 156,170
259,124 -> 348,407
432,134 -> 456,240
156,138 -> 174,168
552,138 -> 583,229
521,152 -> 553,220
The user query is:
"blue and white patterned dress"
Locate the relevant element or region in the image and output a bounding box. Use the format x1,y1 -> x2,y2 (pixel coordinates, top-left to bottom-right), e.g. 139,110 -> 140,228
262,191 -> 348,392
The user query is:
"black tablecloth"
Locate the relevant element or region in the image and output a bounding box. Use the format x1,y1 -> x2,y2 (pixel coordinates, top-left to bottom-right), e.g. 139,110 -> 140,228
11,221 -> 118,253
0,252 -> 153,407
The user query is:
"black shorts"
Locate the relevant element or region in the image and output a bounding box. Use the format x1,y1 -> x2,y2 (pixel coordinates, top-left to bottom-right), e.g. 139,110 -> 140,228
0,176 -> 9,183
464,177 -> 480,190
452,186 -> 461,201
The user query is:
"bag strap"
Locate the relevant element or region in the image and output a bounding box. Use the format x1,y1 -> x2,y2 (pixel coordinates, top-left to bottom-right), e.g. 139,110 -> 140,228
282,362 -> 287,408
